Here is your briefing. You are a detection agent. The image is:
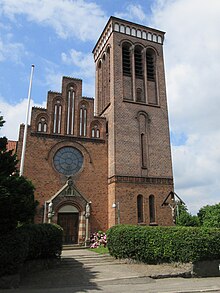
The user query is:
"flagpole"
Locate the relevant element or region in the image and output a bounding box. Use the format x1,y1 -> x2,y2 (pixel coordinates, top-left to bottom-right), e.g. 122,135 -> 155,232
20,65 -> 35,176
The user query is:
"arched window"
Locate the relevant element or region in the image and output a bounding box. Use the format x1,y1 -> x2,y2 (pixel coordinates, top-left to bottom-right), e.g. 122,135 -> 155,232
79,104 -> 87,136
38,117 -> 47,133
91,124 -> 100,138
149,195 -> 156,223
146,49 -> 155,81
53,100 -> 62,134
122,43 -> 131,76
137,194 -> 144,223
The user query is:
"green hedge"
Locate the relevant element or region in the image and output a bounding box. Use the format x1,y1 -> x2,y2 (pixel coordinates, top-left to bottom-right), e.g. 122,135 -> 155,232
21,223 -> 63,260
0,228 -> 29,277
0,223 -> 63,277
107,225 -> 220,263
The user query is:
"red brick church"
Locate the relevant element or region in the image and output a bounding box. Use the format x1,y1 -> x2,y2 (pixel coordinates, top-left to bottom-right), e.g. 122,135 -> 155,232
15,17 -> 174,244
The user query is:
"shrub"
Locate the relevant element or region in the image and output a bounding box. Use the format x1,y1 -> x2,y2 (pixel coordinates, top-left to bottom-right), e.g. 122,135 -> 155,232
0,227 -> 29,277
90,231 -> 107,248
21,223 -> 63,260
0,223 -> 63,277
107,225 -> 220,263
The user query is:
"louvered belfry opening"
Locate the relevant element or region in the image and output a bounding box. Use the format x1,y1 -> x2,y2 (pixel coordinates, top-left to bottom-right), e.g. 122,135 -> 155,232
122,44 -> 131,76
134,47 -> 143,78
146,50 -> 155,81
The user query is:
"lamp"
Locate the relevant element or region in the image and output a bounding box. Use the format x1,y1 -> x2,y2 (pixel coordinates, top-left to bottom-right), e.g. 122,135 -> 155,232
112,201 -> 120,224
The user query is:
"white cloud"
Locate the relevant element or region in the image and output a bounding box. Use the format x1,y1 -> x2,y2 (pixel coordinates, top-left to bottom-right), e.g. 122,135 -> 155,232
61,49 -> 94,78
115,4 -> 147,23
151,0 -> 220,213
0,36 -> 25,63
0,97 -> 46,140
0,0 -> 107,41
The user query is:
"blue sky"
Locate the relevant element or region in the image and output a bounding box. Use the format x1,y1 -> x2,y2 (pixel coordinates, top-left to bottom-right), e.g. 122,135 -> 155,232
0,0 -> 220,214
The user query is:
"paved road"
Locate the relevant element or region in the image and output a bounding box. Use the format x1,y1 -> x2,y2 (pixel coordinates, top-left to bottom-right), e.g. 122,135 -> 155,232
2,249 -> 220,293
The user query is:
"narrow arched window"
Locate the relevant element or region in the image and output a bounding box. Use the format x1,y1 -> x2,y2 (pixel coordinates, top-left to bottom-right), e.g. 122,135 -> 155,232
38,122 -> 42,132
53,100 -> 62,134
79,104 -> 87,136
149,195 -> 156,223
66,89 -> 74,135
137,194 -> 144,223
122,43 -> 131,76
146,50 -> 155,81
43,123 -> 47,132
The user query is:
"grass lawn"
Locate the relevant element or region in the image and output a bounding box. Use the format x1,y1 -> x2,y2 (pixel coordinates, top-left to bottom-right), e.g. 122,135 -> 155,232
89,246 -> 109,254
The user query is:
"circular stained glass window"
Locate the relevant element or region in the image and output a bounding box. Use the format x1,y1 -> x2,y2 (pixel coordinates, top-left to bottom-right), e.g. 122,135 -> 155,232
53,147 -> 83,176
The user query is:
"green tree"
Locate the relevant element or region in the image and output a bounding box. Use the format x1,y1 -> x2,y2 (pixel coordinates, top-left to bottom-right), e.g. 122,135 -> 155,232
176,204 -> 200,227
0,117 -> 38,234
198,203 -> 220,228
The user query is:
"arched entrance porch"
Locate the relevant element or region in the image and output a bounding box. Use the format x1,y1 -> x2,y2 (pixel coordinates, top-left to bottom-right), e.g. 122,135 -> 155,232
57,205 -> 79,244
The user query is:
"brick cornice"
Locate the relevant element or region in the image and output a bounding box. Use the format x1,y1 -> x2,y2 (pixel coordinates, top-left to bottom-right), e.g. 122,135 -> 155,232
30,132 -> 106,144
108,175 -> 173,185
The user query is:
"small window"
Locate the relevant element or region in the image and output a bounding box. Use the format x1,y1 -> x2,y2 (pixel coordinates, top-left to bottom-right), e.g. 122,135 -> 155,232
91,125 -> 100,138
137,30 -> 141,38
153,34 -> 157,42
126,26 -> 130,35
142,31 -> 147,39
131,28 -> 136,36
137,194 -> 144,223
120,25 -> 125,33
147,33 -> 152,41
38,117 -> 47,133
158,35 -> 162,44
114,23 -> 119,32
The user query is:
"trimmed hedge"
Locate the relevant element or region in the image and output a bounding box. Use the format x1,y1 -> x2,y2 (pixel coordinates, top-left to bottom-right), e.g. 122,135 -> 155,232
21,223 -> 63,260
0,228 -> 29,277
107,225 -> 220,263
0,223 -> 63,277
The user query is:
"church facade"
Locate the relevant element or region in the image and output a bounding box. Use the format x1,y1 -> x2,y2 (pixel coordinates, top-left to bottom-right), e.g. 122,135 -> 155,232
17,17 -> 174,245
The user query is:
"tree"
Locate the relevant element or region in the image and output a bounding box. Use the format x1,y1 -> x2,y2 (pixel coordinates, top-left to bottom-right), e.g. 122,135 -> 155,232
176,204 -> 200,227
198,203 -> 220,228
0,117 -> 38,234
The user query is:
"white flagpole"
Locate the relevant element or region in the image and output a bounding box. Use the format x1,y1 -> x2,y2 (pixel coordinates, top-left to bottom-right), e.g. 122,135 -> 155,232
20,65 -> 35,176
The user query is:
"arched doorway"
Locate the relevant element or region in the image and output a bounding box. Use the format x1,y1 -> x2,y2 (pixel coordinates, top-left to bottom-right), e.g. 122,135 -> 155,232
57,205 -> 79,244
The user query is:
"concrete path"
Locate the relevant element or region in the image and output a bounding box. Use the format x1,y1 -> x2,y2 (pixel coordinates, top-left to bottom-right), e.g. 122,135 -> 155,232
1,249 -> 220,292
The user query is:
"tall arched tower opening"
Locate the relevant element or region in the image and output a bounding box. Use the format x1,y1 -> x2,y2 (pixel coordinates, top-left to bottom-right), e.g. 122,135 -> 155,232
93,17 -> 174,227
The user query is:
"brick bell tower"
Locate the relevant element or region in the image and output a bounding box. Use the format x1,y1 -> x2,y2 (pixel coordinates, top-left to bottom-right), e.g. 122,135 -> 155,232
93,17 -> 174,227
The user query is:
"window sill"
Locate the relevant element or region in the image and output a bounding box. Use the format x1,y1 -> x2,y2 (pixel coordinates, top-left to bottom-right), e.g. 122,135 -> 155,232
149,222 -> 158,226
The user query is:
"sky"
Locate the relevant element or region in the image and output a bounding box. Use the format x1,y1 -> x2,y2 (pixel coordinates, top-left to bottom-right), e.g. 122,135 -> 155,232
0,0 -> 220,215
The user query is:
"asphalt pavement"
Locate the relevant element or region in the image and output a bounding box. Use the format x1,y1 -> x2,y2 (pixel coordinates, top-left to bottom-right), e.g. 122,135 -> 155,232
1,249 -> 220,293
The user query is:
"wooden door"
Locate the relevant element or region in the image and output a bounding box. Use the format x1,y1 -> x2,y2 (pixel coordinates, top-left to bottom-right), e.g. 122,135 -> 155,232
58,213 -> 79,244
